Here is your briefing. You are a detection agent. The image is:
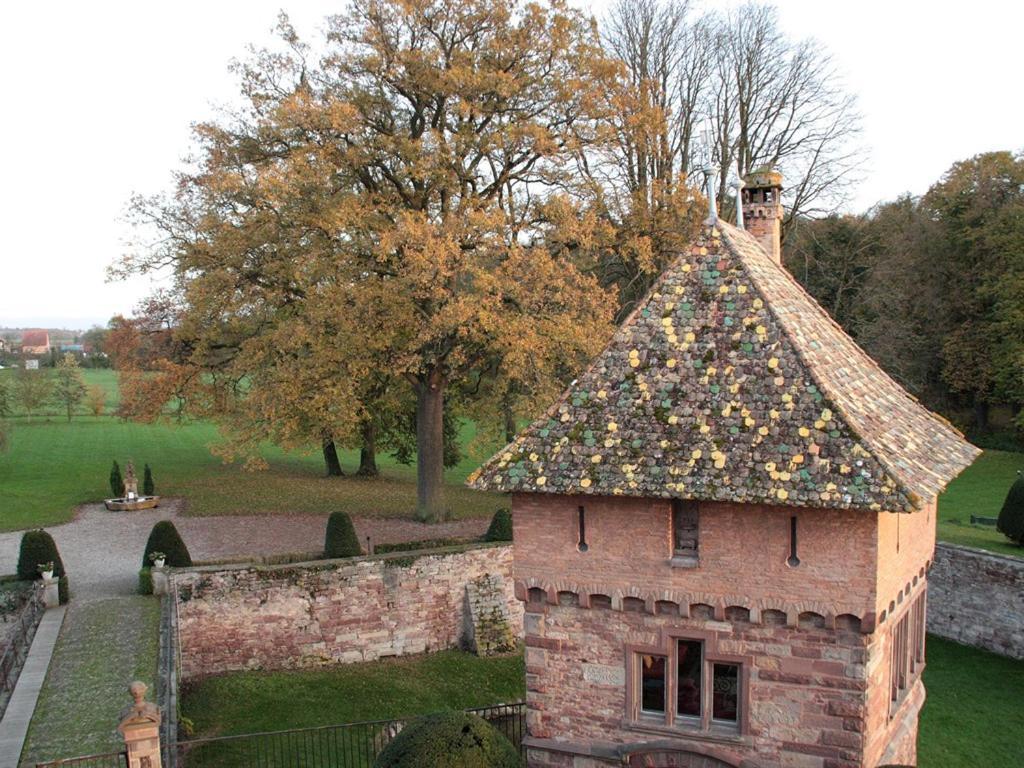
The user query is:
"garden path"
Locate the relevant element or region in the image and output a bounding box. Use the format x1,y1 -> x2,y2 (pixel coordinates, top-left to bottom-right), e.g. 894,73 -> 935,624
0,501 -> 489,601
1,502 -> 487,766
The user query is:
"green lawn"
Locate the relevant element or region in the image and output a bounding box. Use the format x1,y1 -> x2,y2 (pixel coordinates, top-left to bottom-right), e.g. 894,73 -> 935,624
21,597 -> 161,765
937,449 -> 1024,556
919,636 -> 1024,767
179,640 -> 1020,768
181,651 -> 525,767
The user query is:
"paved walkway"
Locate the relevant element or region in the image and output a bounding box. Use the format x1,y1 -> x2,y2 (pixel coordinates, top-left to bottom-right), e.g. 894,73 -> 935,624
0,503 -> 488,765
0,501 -> 488,600
0,606 -> 65,768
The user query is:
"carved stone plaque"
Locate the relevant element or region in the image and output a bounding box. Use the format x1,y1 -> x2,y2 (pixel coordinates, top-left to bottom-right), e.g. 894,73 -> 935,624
582,663 -> 625,687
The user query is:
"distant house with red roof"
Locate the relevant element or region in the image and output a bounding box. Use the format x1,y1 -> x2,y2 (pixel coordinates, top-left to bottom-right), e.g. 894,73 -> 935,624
20,330 -> 51,355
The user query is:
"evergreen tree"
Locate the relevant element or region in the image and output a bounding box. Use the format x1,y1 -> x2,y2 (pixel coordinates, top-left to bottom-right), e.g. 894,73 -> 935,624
142,520 -> 192,567
483,508 -> 513,542
996,472 -> 1024,546
324,512 -> 362,559
143,464 -> 155,496
110,460 -> 123,498
17,529 -> 66,580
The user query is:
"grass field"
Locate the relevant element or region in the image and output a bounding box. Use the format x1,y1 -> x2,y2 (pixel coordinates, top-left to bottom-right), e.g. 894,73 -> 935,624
918,636 -> 1024,766
178,640 -> 1021,767
21,597 -> 161,765
937,449 -> 1024,556
180,651 -> 525,766
1,370 -> 1022,557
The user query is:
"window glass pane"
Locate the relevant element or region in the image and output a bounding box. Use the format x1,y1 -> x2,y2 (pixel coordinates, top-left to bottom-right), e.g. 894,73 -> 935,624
712,663 -> 739,723
676,640 -> 702,718
640,654 -> 666,714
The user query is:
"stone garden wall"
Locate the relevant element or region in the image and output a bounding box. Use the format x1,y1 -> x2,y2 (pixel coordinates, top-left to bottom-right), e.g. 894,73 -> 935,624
927,542 -> 1024,659
170,544 -> 521,680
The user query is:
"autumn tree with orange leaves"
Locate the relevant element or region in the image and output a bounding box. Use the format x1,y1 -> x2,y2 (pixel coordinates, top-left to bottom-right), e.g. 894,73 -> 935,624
118,0 -> 620,520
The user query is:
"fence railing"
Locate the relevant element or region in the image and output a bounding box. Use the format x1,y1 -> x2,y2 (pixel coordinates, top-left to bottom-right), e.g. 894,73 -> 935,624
169,702 -> 526,768
0,583 -> 46,708
35,751 -> 128,768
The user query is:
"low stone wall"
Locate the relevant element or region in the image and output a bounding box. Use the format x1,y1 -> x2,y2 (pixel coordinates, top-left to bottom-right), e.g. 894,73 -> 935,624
171,544 -> 521,680
928,542 -> 1024,659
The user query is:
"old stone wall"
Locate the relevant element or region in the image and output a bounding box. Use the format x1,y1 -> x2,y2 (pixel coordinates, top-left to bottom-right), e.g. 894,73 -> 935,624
171,544 -> 522,680
927,542 -> 1024,659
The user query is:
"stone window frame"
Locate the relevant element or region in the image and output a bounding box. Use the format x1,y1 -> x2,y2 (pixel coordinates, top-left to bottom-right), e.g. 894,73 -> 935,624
889,588 -> 927,717
624,627 -> 751,739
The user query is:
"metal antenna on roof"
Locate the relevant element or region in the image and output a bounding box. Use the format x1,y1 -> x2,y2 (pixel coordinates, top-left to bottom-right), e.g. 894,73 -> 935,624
700,120 -> 719,224
728,161 -> 745,229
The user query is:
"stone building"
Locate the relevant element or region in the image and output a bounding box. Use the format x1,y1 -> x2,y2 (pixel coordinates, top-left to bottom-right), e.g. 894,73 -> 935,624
468,173 -> 979,767
19,329 -> 50,355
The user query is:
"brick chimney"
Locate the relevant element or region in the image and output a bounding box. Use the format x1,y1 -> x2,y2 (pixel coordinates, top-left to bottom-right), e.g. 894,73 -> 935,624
741,169 -> 783,264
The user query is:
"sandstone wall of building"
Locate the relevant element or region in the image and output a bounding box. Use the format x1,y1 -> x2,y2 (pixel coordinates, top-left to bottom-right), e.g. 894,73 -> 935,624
171,545 -> 522,680
523,601 -> 874,768
927,542 -> 1024,659
512,493 -> 885,628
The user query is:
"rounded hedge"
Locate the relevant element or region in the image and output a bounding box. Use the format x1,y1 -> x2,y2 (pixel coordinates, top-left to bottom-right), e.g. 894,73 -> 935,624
324,512 -> 362,559
17,529 -> 66,581
483,508 -> 512,542
373,712 -> 519,768
142,520 -> 192,568
996,472 -> 1024,546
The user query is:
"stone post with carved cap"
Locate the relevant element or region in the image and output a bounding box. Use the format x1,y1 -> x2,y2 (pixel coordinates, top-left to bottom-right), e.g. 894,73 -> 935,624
118,681 -> 162,768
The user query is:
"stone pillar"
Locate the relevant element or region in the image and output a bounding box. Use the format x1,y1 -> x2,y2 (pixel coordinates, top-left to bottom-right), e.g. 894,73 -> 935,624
151,566 -> 169,597
118,681 -> 162,768
42,576 -> 60,609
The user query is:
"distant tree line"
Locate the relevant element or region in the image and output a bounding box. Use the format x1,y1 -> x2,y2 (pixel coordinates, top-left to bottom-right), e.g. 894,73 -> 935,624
785,151 -> 1024,444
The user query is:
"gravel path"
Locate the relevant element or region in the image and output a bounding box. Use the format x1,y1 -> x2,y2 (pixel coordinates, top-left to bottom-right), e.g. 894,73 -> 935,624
0,501 -> 489,601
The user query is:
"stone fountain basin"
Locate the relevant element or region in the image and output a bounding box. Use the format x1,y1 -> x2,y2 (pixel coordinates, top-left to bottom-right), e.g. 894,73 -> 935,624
104,496 -> 161,512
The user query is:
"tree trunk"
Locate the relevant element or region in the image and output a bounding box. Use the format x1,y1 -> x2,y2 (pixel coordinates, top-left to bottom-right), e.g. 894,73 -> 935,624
321,436 -> 344,477
973,398 -> 990,432
415,374 -> 447,522
504,401 -> 517,445
357,420 -> 379,477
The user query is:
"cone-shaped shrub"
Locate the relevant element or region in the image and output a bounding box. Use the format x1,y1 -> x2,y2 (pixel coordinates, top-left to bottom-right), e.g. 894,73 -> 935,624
996,472 -> 1024,546
324,512 -> 362,558
109,460 -> 122,498
373,712 -> 519,768
142,520 -> 192,568
483,508 -> 513,542
143,464 -> 155,496
17,529 -> 66,581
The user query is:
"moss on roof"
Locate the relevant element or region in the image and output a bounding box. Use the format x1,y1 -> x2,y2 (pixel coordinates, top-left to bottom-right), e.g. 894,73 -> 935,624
467,221 -> 979,512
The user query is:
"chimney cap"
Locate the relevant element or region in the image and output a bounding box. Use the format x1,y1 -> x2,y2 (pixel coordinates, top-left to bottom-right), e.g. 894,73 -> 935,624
743,168 -> 783,190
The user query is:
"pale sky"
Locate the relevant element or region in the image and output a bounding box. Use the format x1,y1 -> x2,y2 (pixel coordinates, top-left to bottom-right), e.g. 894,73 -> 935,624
1,0 -> 1021,329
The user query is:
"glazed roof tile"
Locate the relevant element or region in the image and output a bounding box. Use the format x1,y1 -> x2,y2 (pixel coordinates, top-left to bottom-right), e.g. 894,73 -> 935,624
467,221 -> 979,512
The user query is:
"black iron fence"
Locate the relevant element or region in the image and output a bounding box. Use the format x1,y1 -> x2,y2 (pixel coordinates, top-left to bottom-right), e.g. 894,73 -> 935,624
169,702 -> 526,768
35,751 -> 128,768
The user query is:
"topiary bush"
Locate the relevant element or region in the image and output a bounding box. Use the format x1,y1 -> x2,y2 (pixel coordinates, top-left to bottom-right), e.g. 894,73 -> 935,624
17,529 -> 65,581
996,472 -> 1024,546
138,568 -> 153,596
109,460 -> 122,498
324,512 -> 362,559
373,712 -> 520,768
142,520 -> 192,568
143,464 -> 155,496
483,508 -> 513,542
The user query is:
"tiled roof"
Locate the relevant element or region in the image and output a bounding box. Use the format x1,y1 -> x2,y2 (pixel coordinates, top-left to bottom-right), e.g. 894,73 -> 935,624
20,330 -> 49,348
468,221 -> 979,512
